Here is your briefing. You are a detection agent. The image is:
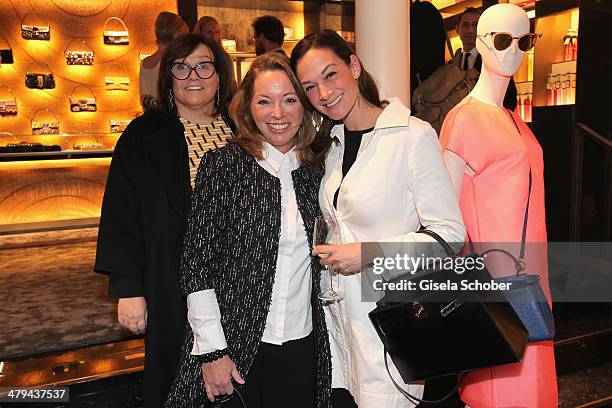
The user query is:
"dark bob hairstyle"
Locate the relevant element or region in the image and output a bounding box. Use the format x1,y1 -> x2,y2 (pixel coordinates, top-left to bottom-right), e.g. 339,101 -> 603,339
147,33 -> 234,116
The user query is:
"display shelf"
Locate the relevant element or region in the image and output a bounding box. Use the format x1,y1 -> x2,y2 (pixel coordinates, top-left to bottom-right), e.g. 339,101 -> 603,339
532,6 -> 579,107
0,132 -> 118,161
0,150 -> 114,162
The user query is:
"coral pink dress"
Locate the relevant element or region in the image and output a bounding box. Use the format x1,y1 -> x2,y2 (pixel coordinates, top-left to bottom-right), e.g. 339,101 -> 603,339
439,96 -> 558,408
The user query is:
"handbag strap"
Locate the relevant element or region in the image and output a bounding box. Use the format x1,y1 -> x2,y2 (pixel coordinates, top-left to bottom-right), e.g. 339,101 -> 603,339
469,110 -> 532,275
64,39 -> 93,54
31,108 -> 59,123
0,85 -> 16,101
104,17 -> 128,32
384,349 -> 464,405
0,35 -> 11,49
213,387 -> 246,407
21,12 -> 49,27
416,229 -> 455,257
70,84 -> 96,99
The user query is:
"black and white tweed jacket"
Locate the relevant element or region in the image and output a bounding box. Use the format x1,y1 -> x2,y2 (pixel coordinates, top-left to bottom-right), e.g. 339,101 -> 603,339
165,142 -> 332,408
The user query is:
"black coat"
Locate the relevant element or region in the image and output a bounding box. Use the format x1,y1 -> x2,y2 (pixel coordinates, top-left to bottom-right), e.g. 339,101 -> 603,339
165,143 -> 332,408
94,110 -> 234,408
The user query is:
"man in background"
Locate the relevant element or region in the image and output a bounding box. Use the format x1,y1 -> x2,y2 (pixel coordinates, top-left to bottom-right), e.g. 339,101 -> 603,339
451,7 -> 518,110
252,15 -> 287,58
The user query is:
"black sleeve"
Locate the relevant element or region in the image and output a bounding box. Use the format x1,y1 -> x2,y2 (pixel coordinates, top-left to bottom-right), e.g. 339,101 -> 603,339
179,149 -> 233,296
221,112 -> 237,135
504,77 -> 518,111
94,130 -> 145,298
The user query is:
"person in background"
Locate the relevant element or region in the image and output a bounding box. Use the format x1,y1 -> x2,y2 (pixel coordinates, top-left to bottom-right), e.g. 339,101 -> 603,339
164,53 -> 331,408
194,16 -> 222,46
252,15 -> 287,58
95,33 -> 235,408
291,30 -> 465,408
139,11 -> 188,108
194,15 -> 237,95
451,7 -> 518,110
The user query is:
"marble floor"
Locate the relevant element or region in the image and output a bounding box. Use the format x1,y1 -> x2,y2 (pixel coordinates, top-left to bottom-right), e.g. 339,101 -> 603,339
0,228 -> 134,361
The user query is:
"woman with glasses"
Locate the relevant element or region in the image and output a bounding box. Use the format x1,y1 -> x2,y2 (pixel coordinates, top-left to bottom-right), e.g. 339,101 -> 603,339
95,33 -> 235,408
165,53 -> 332,408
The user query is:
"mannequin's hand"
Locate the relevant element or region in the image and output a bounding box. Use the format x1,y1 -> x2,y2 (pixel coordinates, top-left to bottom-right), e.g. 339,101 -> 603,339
117,297 -> 147,334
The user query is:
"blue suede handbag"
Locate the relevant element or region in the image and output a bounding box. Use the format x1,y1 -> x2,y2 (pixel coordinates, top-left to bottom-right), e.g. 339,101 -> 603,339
483,170 -> 555,342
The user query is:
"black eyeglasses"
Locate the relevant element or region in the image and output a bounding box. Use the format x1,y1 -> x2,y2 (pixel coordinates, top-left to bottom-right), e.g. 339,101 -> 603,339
477,32 -> 542,52
170,61 -> 216,80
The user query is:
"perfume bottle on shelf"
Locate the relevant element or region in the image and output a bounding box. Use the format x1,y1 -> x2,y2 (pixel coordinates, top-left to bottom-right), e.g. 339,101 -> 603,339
517,92 -> 524,120
572,29 -> 579,60
565,73 -> 572,105
564,29 -> 573,62
527,49 -> 534,82
569,72 -> 577,104
559,73 -> 567,105
546,74 -> 554,106
524,93 -> 532,123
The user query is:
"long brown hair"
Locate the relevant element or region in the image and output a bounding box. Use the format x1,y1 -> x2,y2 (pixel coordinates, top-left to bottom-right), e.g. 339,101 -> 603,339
230,53 -> 317,165
154,12 -> 188,45
149,33 -> 234,116
290,30 -> 387,172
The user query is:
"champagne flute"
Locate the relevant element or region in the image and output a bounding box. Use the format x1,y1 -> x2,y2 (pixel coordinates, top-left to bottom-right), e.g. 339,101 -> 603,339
314,215 -> 344,303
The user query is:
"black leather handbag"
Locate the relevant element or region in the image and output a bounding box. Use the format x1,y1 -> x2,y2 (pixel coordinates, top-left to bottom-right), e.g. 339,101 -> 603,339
368,230 -> 528,404
0,36 -> 13,64
25,72 -> 55,89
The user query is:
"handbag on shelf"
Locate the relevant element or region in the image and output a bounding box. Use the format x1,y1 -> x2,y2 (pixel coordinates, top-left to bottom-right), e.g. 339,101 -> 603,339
25,72 -> 56,89
0,100 -> 17,115
2,142 -> 61,153
104,64 -> 131,91
0,86 -> 17,115
31,109 -> 60,135
103,17 -> 129,45
110,119 -> 131,133
104,76 -> 130,91
65,50 -> 94,65
69,85 -> 97,112
368,229 -> 528,404
65,40 -> 94,65
0,49 -> 13,64
0,36 -> 14,64
21,12 -> 51,41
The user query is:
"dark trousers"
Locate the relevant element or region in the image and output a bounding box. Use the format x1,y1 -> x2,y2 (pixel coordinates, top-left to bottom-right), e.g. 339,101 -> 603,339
332,388 -> 358,408
227,333 -> 314,408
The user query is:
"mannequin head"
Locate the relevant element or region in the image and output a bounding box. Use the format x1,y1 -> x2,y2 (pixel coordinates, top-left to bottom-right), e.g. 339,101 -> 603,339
476,4 -> 530,77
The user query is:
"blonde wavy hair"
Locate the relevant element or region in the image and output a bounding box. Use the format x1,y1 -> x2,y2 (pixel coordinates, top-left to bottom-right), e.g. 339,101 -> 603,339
230,53 -> 318,166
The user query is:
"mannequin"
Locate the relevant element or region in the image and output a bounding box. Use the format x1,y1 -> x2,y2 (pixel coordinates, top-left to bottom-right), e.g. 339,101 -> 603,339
439,4 -> 559,407
445,3 -> 529,188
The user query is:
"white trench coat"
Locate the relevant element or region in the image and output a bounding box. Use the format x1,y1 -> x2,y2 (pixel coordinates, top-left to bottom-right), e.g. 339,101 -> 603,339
319,98 -> 465,408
